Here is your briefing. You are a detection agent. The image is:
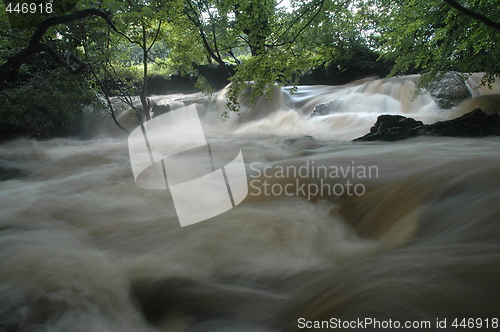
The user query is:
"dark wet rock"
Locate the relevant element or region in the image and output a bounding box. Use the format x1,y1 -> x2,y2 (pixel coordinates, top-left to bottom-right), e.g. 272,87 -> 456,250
151,102 -> 171,117
426,71 -> 472,109
369,115 -> 424,134
426,108 -> 500,137
355,109 -> 500,141
354,115 -> 425,141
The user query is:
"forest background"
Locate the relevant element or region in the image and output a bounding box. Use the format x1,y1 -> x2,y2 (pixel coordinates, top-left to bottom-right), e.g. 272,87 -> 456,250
0,0 -> 499,139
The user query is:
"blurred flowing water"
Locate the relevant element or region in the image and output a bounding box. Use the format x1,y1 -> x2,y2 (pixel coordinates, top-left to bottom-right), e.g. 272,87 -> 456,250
1,75 -> 500,331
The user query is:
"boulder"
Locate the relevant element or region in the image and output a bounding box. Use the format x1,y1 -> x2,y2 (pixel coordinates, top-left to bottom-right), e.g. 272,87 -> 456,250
310,103 -> 329,117
354,109 -> 500,141
367,115 -> 424,135
151,103 -> 171,117
426,108 -> 500,137
426,71 -> 472,109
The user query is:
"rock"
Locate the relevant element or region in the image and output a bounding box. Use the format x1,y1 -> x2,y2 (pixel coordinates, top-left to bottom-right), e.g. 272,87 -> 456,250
355,115 -> 425,141
426,71 -> 472,109
367,115 -> 424,135
310,103 -> 329,117
427,108 -> 500,137
151,103 -> 171,117
354,109 -> 500,141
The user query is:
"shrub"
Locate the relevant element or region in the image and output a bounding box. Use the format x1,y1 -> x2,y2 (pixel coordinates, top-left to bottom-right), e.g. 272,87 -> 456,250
0,69 -> 102,139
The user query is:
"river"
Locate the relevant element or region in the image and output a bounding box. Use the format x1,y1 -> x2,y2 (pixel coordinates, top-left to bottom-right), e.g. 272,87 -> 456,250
1,74 -> 500,331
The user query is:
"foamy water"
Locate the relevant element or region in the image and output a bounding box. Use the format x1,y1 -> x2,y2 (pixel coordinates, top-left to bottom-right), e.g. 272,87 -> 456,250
1,75 -> 500,331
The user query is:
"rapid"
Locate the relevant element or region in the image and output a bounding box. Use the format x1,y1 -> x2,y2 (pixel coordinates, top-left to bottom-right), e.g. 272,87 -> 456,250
1,73 -> 500,331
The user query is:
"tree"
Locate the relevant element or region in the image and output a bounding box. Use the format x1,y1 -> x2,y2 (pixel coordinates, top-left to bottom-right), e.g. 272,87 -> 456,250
80,0 -> 206,121
0,1 -> 119,138
210,0 -> 371,113
114,1 -> 166,121
0,5 -> 117,84
366,0 -> 500,85
441,0 -> 500,33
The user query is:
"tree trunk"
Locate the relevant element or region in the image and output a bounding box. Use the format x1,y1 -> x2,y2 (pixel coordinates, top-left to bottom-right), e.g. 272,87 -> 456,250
139,24 -> 151,122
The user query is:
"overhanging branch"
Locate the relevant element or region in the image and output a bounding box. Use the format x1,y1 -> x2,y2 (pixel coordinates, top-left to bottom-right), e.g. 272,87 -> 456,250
442,0 -> 500,32
0,8 -> 118,83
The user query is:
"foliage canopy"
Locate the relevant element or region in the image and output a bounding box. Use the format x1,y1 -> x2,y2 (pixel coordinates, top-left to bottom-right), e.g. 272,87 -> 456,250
366,0 -> 500,85
0,0 -> 499,137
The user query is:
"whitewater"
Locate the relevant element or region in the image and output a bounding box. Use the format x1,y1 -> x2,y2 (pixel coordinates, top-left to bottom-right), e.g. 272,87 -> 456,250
1,73 -> 500,331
